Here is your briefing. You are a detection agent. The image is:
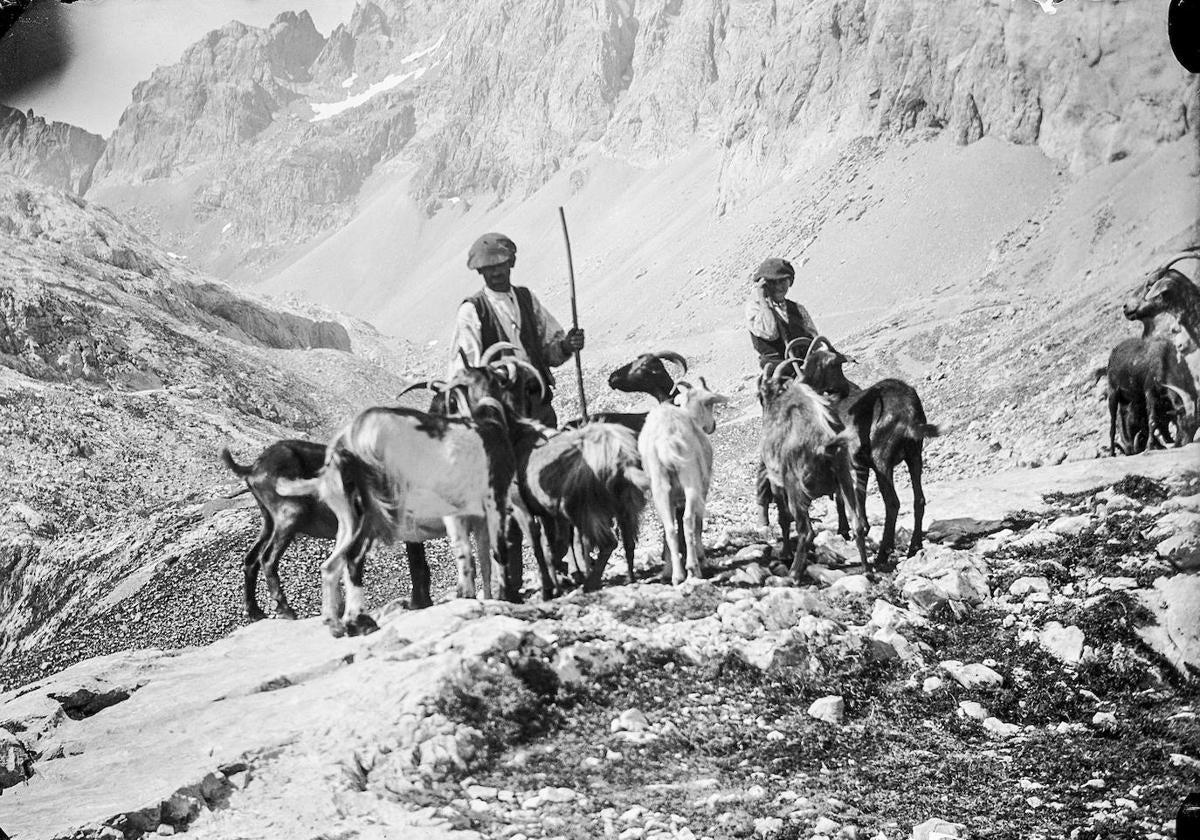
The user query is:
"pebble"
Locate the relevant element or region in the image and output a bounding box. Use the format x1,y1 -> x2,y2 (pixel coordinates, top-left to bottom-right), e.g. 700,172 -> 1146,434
754,816 -> 784,837
958,701 -> 988,720
922,676 -> 943,694
814,816 -> 840,834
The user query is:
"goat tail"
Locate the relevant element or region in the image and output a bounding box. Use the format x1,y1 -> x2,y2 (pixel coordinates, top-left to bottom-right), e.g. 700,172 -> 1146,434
220,447 -> 253,477
917,423 -> 942,439
331,445 -> 400,545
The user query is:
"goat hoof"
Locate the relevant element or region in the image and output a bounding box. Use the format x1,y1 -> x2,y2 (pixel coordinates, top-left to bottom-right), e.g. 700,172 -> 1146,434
324,618 -> 347,638
346,614 -> 379,636
276,606 -> 297,620
246,607 -> 267,623
409,595 -> 433,610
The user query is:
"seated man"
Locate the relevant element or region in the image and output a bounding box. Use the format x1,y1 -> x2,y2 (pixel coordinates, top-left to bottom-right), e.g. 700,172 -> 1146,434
744,257 -> 818,366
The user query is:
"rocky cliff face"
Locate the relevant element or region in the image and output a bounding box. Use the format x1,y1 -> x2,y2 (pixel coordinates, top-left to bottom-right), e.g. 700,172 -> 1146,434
81,0 -> 1196,279
0,105 -> 104,194
0,173 -> 415,665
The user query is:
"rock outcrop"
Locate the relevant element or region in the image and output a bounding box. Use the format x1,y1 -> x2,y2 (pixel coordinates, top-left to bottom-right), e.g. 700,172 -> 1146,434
0,105 -> 105,195
80,0 -> 1196,277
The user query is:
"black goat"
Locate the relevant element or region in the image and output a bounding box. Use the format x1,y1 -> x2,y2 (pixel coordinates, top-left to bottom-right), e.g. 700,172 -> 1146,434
220,442 -> 425,618
792,336 -> 941,569
1107,336 -> 1197,455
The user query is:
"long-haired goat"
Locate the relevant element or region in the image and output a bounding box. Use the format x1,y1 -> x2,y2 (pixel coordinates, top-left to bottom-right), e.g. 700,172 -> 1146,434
512,421 -> 648,596
638,377 -> 729,585
1107,336 -> 1197,454
277,397 -> 515,637
758,366 -> 869,580
1123,251 -> 1200,348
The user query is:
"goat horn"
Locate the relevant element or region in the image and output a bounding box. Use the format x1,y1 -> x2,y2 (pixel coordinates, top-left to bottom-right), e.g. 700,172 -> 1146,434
652,351 -> 689,374
698,375 -> 710,391
509,358 -> 547,401
784,337 -> 813,359
397,379 -> 445,399
1164,383 -> 1197,417
457,347 -> 472,369
1157,249 -> 1200,274
480,342 -> 522,366
771,357 -> 804,383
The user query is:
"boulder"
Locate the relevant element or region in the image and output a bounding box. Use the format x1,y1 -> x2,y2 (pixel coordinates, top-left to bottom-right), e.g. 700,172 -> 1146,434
1137,575 -> 1200,674
0,728 -> 32,790
807,564 -> 847,586
896,547 -> 990,612
1048,514 -> 1092,537
925,517 -> 1008,547
553,641 -> 627,686
829,574 -> 871,597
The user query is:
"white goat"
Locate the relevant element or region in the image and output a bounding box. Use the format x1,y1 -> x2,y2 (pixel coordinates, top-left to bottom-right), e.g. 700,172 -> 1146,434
637,377 -> 729,585
277,401 -> 510,637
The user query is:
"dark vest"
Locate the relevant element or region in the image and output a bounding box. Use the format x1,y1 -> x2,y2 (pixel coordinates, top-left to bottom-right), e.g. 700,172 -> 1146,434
751,299 -> 814,364
465,286 -> 556,392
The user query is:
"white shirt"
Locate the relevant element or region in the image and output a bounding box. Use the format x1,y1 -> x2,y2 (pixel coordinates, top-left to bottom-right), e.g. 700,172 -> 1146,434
448,286 -> 571,377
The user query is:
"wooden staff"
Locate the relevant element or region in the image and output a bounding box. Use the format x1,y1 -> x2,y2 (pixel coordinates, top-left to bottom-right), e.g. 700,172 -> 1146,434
558,206 -> 589,421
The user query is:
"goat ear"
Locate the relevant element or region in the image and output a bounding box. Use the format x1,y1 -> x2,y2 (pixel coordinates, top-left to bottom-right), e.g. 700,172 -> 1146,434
839,353 -> 858,365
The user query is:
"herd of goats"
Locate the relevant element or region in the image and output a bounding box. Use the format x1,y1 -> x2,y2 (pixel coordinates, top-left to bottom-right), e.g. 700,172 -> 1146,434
219,251 -> 1200,638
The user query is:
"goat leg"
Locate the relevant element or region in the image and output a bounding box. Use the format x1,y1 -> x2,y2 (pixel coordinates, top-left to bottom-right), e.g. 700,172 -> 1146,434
242,520 -> 271,621
772,482 -> 794,557
342,544 -> 378,636
874,464 -> 900,570
621,521 -> 637,584
503,516 -> 526,603
1144,387 -> 1163,451
754,460 -> 773,528
905,444 -> 927,558
445,516 -> 476,599
404,541 -> 432,609
683,489 -> 706,581
1108,391 -> 1122,456
261,528 -> 298,620
787,501 -> 815,582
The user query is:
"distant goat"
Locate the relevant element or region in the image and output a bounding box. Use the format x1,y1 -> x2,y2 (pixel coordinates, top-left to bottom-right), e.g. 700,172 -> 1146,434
513,421 -> 648,596
1106,336 -> 1197,455
794,336 -> 941,567
758,366 -> 868,580
638,377 -> 729,585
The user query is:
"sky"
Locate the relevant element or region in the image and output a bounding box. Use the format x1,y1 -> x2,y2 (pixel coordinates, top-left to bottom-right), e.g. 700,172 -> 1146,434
0,0 -> 359,135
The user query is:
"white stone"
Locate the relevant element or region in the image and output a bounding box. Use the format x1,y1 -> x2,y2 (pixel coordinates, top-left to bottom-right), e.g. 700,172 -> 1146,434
1091,712 -> 1117,728
1008,576 -> 1051,597
910,818 -> 963,839
982,717 -> 1020,738
922,676 -> 943,694
754,816 -> 784,837
807,695 -> 845,725
829,575 -> 871,597
814,816 -> 840,834
1048,514 -> 1091,536
611,708 -> 650,733
958,701 -> 988,720
1039,622 -> 1085,665
940,660 -> 1003,690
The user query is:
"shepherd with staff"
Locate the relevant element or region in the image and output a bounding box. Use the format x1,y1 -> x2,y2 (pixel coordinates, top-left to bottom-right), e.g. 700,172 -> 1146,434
448,231 -> 586,427
447,230 -> 586,600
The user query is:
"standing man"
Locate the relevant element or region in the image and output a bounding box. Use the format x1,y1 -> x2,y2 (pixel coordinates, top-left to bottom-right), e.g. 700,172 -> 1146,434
745,257 -> 820,527
448,232 -> 585,600
744,257 -> 819,366
449,232 -> 584,426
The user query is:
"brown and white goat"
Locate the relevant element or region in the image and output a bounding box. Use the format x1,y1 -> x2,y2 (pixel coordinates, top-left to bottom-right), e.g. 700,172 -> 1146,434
512,421 -> 648,596
758,367 -> 869,580
277,397 -> 515,637
638,377 -> 729,585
